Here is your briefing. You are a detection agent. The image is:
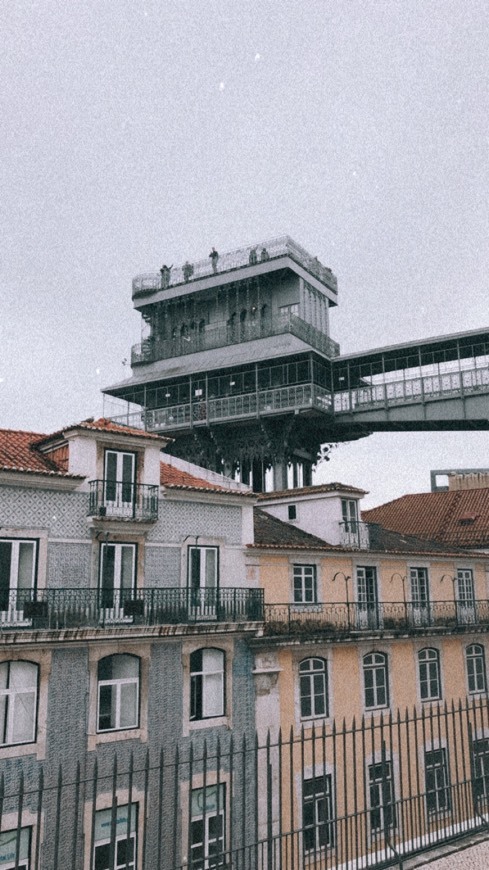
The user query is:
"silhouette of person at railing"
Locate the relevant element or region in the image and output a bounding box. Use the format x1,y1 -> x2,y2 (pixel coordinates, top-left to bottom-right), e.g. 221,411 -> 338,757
183,261 -> 194,282
249,248 -> 258,265
160,264 -> 173,289
260,247 -> 270,262
209,247 -> 219,273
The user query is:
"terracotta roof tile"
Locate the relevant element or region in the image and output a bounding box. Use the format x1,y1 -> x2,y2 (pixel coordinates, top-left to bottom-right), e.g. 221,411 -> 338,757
160,462 -> 253,495
258,482 -> 367,501
0,428 -> 68,475
33,418 -> 164,447
363,489 -> 489,548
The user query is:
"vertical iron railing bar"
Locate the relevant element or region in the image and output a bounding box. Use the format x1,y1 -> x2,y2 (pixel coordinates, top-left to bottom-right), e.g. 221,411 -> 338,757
436,700 -> 451,839
360,714 -> 368,868
142,749 -> 150,870
352,716 -> 360,870
396,708 -> 406,851
53,766 -> 62,870
369,711 -> 376,867
13,771 -> 24,870
187,741 -> 194,870
71,761 -> 81,870
172,745 -> 179,870
34,768 -> 43,870
278,727 -> 283,853
109,755 -> 118,870
403,708 -> 413,853
241,733 -> 247,869
89,759 -> 98,870
228,734 -> 234,869
216,736 -> 224,868
266,730 -> 273,870
414,706 -> 423,850
202,738 -> 208,870
125,751 -> 134,870
450,699 -> 462,836
289,725 -> 295,870
343,716 -> 350,869
459,698 -> 470,834
254,731 -> 259,870
300,725 -> 305,868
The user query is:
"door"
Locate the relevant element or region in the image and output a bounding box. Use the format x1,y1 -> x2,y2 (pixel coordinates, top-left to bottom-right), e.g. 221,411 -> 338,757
410,567 -> 430,626
100,544 -> 136,622
104,451 -> 136,517
0,541 -> 36,625
456,569 -> 476,624
357,567 -> 379,629
189,547 -> 218,618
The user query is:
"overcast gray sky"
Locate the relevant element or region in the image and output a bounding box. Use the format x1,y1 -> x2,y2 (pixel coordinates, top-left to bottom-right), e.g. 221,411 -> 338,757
1,0 -> 488,506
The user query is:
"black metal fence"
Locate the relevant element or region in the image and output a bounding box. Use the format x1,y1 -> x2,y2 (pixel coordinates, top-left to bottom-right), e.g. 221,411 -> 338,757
88,480 -> 159,521
3,698 -> 489,868
0,587 -> 264,630
265,599 -> 489,636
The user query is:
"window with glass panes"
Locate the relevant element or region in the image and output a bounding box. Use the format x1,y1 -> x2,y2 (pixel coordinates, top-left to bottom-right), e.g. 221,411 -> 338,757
97,654 -> 139,732
190,784 -> 225,870
466,644 -> 487,694
369,757 -> 396,833
190,649 -> 225,720
293,564 -> 317,604
0,661 -> 38,746
425,749 -> 451,816
363,653 -> 389,709
418,649 -> 441,701
93,804 -> 137,870
99,543 -> 136,610
341,499 -> 358,532
472,738 -> 489,809
302,775 -> 334,853
0,827 -> 31,870
0,540 -> 37,613
299,658 -> 328,719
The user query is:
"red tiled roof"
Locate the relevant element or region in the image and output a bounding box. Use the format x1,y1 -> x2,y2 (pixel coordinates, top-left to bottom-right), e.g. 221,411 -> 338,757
0,428 -> 70,475
363,489 -> 489,548
258,482 -> 367,501
160,462 -> 254,496
33,418 -> 164,447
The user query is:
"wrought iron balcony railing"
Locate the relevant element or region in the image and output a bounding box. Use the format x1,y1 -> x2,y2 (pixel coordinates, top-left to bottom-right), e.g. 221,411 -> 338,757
88,480 -> 159,521
132,235 -> 338,298
338,521 -> 370,549
264,599 -> 489,637
131,312 -> 340,366
0,587 -> 264,630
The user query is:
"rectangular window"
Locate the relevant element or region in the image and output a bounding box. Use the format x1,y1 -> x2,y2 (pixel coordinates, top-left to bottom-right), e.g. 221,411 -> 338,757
104,451 -> 136,517
0,540 -> 37,614
190,649 -> 225,720
472,738 -> 489,810
356,567 -> 378,628
189,547 -> 219,615
293,565 -> 317,604
425,749 -> 451,816
191,784 -> 225,870
288,504 -> 297,521
303,775 -> 334,853
369,758 -> 396,833
99,544 -> 136,615
93,804 -> 137,870
341,499 -> 358,532
0,827 -> 30,870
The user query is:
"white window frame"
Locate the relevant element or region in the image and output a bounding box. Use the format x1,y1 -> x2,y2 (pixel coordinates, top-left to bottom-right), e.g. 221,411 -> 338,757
302,774 -> 334,854
418,648 -> 441,701
103,450 -> 136,517
0,540 -> 37,621
190,648 -> 225,721
425,748 -> 451,816
0,661 -> 38,747
0,826 -> 31,870
368,757 -> 396,834
299,658 -> 328,720
99,543 -> 136,620
93,803 -> 137,870
190,784 -> 226,870
472,737 -> 489,809
293,564 -> 317,605
466,644 -> 487,694
341,499 -> 358,532
97,654 -> 140,733
363,653 -> 389,710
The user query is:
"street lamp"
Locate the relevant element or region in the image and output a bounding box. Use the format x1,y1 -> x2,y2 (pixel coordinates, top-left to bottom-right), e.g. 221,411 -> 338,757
391,572 -> 407,624
332,572 -> 351,628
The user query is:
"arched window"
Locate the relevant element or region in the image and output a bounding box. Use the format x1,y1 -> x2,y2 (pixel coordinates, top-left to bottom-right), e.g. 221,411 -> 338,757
97,654 -> 140,732
0,660 -> 38,745
466,644 -> 487,694
299,658 -> 328,719
418,648 -> 441,701
363,653 -> 389,709
190,648 -> 225,720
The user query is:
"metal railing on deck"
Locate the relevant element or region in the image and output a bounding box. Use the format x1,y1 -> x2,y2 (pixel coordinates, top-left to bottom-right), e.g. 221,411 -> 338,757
88,480 -> 159,520
264,599 -> 489,636
0,587 -> 264,630
339,520 -> 370,548
131,311 -> 340,366
132,235 -> 338,297
145,384 -> 332,431
2,697 -> 489,868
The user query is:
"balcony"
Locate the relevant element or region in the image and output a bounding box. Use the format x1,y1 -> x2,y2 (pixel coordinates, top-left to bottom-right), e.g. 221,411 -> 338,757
0,588 -> 264,631
264,599 -> 489,638
131,312 -> 340,366
145,384 -> 332,432
338,521 -> 370,549
88,480 -> 159,521
132,235 -> 338,298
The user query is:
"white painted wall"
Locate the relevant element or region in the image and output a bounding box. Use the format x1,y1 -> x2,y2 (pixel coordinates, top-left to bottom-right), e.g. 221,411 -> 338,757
259,490 -> 363,544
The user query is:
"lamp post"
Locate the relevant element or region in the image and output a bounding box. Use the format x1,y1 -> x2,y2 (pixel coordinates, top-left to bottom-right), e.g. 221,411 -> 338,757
441,574 -> 458,625
332,572 -> 351,629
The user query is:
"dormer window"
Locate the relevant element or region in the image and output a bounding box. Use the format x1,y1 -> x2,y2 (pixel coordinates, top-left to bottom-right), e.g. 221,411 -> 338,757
341,499 -> 358,532
104,450 -> 136,517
